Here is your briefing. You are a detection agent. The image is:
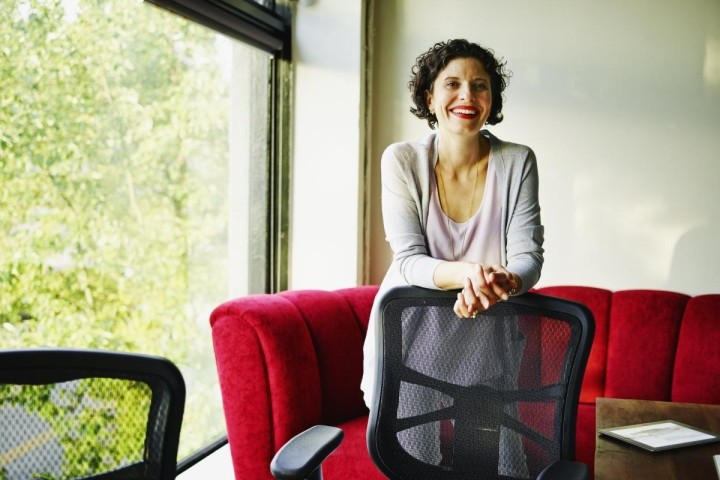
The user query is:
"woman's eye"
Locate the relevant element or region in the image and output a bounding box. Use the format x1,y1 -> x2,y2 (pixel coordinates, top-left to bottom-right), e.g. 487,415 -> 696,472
474,82 -> 488,90
445,81 -> 458,88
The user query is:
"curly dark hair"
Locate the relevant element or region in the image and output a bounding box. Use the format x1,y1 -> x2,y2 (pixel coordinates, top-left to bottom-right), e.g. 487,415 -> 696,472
408,39 -> 511,129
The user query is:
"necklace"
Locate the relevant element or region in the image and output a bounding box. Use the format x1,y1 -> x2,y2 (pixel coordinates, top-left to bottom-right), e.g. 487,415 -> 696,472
436,160 -> 481,259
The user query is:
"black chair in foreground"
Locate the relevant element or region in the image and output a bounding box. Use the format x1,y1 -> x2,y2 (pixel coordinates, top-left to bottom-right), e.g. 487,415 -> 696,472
271,286 -> 595,480
0,348 -> 185,480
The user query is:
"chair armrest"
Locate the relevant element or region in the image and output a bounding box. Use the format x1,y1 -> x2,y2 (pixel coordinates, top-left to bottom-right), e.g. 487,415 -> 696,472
537,460 -> 589,480
270,425 -> 344,480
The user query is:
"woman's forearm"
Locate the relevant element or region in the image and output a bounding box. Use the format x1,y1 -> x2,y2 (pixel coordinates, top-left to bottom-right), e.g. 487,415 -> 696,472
432,260 -> 478,290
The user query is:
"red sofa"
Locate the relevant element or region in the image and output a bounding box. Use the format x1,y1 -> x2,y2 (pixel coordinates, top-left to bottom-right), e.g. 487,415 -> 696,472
210,286 -> 720,479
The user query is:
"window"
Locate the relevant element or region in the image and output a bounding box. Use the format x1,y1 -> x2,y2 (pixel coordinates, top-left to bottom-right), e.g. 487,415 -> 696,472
1,0 -> 289,459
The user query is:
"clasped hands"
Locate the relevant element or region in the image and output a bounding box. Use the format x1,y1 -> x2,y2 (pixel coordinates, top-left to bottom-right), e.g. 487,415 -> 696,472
454,264 -> 519,319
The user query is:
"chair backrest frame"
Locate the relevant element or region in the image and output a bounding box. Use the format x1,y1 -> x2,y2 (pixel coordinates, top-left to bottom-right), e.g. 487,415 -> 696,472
0,348 -> 185,480
367,286 -> 595,480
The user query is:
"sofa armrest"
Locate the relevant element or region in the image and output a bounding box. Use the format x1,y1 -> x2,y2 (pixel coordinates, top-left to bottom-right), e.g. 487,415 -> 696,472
210,287 -> 378,479
210,293 -> 325,478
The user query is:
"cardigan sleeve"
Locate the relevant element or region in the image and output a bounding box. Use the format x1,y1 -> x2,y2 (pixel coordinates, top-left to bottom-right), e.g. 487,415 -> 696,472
504,147 -> 544,293
381,142 -> 442,289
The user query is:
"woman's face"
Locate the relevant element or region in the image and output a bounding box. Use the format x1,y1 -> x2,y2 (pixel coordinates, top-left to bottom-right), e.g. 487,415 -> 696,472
425,57 -> 492,137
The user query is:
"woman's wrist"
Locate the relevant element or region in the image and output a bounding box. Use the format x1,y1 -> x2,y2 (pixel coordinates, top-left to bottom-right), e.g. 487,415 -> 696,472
508,273 -> 522,296
433,260 -> 478,290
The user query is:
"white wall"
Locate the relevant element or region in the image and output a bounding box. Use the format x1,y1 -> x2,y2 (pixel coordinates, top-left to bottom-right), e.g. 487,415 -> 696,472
290,0 -> 364,289
368,0 -> 720,295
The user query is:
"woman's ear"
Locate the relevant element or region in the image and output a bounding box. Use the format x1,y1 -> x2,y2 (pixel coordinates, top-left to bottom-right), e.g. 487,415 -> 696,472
425,90 -> 434,114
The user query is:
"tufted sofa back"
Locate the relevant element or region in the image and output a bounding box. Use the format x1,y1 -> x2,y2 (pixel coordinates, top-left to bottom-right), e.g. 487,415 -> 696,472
211,285 -> 720,479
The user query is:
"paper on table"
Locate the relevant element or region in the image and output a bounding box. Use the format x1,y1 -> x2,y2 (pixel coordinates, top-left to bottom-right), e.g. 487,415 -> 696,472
609,421 -> 714,448
599,419 -> 720,452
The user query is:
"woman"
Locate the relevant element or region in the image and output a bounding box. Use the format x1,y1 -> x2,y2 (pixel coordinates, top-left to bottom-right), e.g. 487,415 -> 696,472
361,38 -> 544,474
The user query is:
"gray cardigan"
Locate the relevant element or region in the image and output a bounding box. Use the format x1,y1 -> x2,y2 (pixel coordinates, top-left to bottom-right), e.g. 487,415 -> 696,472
379,129 -> 544,294
361,130 -> 545,407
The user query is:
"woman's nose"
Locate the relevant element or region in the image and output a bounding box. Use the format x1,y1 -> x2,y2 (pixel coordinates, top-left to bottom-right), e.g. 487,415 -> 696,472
459,83 -> 473,100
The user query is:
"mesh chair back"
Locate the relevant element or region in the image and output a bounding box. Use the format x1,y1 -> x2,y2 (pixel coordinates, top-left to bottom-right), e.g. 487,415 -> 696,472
0,349 -> 185,480
367,287 -> 594,480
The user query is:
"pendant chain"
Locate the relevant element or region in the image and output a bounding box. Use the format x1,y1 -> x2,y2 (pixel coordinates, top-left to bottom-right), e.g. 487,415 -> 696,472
436,160 -> 481,259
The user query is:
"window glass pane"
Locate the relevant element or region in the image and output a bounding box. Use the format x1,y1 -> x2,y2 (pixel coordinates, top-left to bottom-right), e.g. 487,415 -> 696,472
1,0 -> 271,458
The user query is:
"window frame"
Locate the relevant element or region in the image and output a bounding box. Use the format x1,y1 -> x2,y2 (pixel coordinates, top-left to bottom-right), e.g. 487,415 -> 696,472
147,0 -> 290,58
148,0 -> 292,294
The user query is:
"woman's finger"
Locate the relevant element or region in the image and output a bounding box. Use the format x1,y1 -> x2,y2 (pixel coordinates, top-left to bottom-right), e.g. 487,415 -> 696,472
488,271 -> 511,300
478,266 -> 503,303
476,291 -> 490,310
471,266 -> 493,296
453,298 -> 463,317
461,277 -> 479,314
455,293 -> 472,318
489,265 -> 519,297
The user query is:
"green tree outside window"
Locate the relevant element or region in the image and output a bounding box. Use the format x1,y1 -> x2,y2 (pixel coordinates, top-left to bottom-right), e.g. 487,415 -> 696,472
1,0 -> 246,461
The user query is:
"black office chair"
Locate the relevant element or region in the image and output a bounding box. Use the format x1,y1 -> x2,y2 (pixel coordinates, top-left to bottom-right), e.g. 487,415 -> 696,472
0,348 -> 185,480
271,286 -> 594,480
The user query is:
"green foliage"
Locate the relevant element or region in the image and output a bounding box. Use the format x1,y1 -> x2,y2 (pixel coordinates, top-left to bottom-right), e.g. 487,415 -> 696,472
1,0 -> 232,459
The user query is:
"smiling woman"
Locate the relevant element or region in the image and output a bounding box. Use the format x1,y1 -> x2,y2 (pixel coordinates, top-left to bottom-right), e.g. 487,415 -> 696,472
0,0 -> 289,465
362,37 -> 544,418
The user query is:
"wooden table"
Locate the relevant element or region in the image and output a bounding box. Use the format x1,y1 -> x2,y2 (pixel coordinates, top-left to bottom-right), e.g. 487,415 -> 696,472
595,398 -> 720,479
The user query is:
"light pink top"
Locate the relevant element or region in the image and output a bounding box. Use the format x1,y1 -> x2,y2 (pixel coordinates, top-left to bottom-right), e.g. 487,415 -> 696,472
426,158 -> 502,265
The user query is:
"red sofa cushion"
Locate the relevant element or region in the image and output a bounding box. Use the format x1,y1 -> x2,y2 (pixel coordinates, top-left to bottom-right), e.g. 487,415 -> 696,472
604,290 -> 689,400
278,289 -> 368,425
323,416 -> 385,479
672,295 -> 720,403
